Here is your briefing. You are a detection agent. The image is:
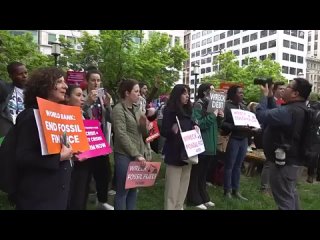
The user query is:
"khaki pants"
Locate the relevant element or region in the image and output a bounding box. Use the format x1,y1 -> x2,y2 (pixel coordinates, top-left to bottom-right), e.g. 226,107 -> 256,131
164,164 -> 192,210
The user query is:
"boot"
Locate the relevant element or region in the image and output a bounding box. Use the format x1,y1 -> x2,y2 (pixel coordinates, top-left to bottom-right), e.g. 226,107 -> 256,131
224,190 -> 232,199
232,190 -> 248,201
307,175 -> 314,183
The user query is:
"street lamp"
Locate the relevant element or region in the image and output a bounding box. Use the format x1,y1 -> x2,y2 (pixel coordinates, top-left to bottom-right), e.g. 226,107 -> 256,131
193,63 -> 200,100
51,42 -> 61,67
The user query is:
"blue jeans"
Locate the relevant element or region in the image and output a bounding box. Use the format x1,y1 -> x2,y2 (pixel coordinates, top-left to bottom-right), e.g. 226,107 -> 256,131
224,137 -> 248,191
114,153 -> 137,210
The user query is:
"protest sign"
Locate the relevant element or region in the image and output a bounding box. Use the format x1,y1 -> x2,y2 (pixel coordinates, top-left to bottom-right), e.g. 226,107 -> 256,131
146,120 -> 160,143
66,70 -> 85,85
207,91 -> 226,113
231,109 -> 261,129
125,161 -> 161,189
77,120 -> 112,160
35,97 -> 89,155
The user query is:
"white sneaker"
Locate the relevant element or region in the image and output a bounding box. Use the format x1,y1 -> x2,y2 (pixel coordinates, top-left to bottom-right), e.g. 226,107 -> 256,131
97,202 -> 114,210
195,204 -> 207,210
205,201 -> 215,207
108,190 -> 116,196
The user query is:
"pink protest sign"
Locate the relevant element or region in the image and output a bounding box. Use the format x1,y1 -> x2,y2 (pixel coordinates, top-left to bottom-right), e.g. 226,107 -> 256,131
78,120 -> 112,161
66,71 -> 85,85
125,162 -> 161,189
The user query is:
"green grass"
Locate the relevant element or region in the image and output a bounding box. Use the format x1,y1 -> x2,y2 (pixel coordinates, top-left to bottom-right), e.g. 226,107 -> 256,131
1,153 -> 320,210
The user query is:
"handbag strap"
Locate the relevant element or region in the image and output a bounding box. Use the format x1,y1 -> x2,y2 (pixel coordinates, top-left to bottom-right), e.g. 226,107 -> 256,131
175,116 -> 183,133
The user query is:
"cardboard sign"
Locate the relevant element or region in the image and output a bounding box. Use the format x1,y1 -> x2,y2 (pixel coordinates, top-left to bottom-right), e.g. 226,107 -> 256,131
146,120 -> 160,143
207,91 -> 226,113
77,120 -> 112,161
66,70 -> 85,85
35,97 -> 89,155
231,109 -> 261,129
125,161 -> 161,189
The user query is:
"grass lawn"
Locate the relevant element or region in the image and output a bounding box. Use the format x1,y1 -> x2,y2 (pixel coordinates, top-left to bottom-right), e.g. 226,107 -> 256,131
1,153 -> 320,210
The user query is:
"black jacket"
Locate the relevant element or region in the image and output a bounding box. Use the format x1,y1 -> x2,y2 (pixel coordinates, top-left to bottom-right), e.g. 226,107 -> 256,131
14,108 -> 72,210
161,107 -> 195,166
256,97 -> 307,166
0,80 -> 14,137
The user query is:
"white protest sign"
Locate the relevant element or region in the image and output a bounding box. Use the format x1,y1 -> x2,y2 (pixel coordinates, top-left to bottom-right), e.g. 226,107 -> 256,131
176,116 -> 205,157
231,109 -> 261,129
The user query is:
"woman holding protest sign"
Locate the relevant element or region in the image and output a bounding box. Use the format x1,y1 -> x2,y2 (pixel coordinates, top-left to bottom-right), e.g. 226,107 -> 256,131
186,83 -> 224,210
112,78 -> 152,210
14,67 -> 73,210
161,84 -> 198,210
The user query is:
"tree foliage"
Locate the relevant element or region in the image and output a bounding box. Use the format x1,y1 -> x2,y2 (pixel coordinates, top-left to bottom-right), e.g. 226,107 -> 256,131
203,50 -> 287,103
0,30 -> 52,81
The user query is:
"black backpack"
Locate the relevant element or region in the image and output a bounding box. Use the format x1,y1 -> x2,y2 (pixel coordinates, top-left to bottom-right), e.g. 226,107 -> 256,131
300,107 -> 320,167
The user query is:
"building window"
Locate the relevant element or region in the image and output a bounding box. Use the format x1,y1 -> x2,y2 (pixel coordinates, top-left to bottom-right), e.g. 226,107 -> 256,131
207,57 -> 211,63
297,56 -> 303,63
196,32 -> 200,38
282,66 -> 289,74
260,55 -> 266,61
298,43 -> 304,51
214,35 -> 219,42
213,45 -> 219,51
175,36 -> 180,45
308,45 -> 311,51
283,40 -> 290,48
206,67 -> 211,73
196,51 -> 200,57
212,65 -> 218,71
291,30 -> 298,37
315,34 -> 319,41
48,33 -> 57,44
233,49 -> 240,56
269,30 -> 277,35
260,42 -> 267,50
242,59 -> 248,66
290,67 -> 296,75
250,33 -> 258,41
308,35 -> 311,42
220,32 -> 225,39
207,30 -> 212,34
284,30 -> 290,35
227,40 -> 233,47
243,35 -> 249,43
269,53 -> 276,60
227,30 -> 233,37
298,31 -> 304,39
297,68 -> 303,74
283,53 -> 289,61
242,47 -> 249,55
202,39 -> 207,46
234,30 -> 240,34
268,40 -> 276,48
315,43 -> 318,50
201,68 -> 205,74
207,47 -> 212,54
191,52 -> 195,58
260,30 -> 268,38
196,60 -> 200,65
234,38 -> 240,46
250,45 -> 257,53
196,42 -> 200,47
202,30 -> 207,36
220,43 -> 225,49
290,42 -> 297,50
290,54 -> 296,62
207,37 -> 212,44
201,58 -> 206,64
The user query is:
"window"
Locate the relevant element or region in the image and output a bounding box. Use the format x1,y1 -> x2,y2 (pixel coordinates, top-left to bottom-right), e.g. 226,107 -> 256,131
290,42 -> 297,50
48,33 -> 57,44
250,45 -> 257,53
282,66 -> 289,74
212,65 -> 218,71
308,45 -> 311,51
269,30 -> 277,35
234,30 -> 240,34
214,35 -> 219,42
207,37 -> 212,44
202,39 -> 207,46
207,57 -> 211,63
196,32 -> 200,38
233,49 -> 240,56
315,34 -> 318,40
297,68 -> 303,75
290,54 -> 296,62
242,59 -> 248,66
213,45 -> 219,51
298,43 -> 304,51
196,51 -> 200,56
192,43 -> 196,49
290,67 -> 296,75
284,30 -> 290,35
250,33 -> 258,41
298,31 -> 304,39
268,40 -> 276,48
297,56 -> 303,63
220,32 -> 225,39
191,61 -> 195,66
196,60 -> 200,65
260,42 -> 267,50
202,30 -> 207,36
283,53 -> 289,61
269,53 -> 276,60
227,30 -> 233,37
227,40 -> 233,47
242,47 -> 249,55
260,30 -> 268,38
315,43 -> 318,50
175,36 -> 180,45
192,34 -> 196,40
196,41 -> 200,47
201,58 -> 206,64
190,79 -> 194,84
243,35 -> 249,43
234,38 -> 240,45
308,35 -> 311,42
219,43 -> 225,49
201,68 -> 205,74
291,30 -> 297,37
260,55 -> 267,61
207,30 -> 212,34
206,67 -> 211,73
283,40 -> 290,48
169,35 -> 173,47
207,47 -> 212,54
191,52 -> 195,58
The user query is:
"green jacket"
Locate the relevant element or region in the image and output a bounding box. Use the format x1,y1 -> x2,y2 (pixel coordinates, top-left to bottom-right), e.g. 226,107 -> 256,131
112,101 -> 152,160
192,99 -> 219,156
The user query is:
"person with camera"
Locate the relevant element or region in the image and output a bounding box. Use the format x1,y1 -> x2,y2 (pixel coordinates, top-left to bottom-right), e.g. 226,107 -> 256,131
256,78 -> 312,210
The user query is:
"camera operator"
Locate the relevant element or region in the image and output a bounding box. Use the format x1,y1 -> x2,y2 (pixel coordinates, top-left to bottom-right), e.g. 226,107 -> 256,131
256,78 -> 312,210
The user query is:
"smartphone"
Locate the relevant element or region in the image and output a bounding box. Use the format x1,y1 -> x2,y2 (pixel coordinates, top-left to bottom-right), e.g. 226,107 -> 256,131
97,88 -> 105,98
61,131 -> 70,148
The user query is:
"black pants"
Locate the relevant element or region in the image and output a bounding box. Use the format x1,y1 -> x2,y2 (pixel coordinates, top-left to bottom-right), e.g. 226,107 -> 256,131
187,154 -> 212,206
89,155 -> 111,203
206,152 -> 221,183
68,160 -> 91,210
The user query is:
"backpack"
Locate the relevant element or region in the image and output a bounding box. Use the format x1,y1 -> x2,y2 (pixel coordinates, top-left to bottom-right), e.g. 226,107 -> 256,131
300,107 -> 320,167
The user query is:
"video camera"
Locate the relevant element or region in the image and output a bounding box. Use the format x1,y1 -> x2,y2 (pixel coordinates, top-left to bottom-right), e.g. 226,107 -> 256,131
253,77 -> 273,87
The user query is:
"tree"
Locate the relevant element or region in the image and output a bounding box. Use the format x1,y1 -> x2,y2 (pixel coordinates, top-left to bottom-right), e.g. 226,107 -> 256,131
203,51 -> 287,102
0,31 -> 52,81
